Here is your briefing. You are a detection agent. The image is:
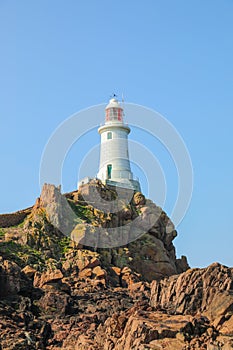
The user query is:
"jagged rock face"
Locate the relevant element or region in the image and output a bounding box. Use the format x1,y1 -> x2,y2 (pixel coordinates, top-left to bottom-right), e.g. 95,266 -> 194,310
0,258 -> 32,297
0,256 -> 233,349
74,264 -> 233,350
150,262 -> 233,318
126,234 -> 178,280
1,218 -> 233,348
6,181 -> 233,349
149,263 -> 233,348
33,183 -> 188,281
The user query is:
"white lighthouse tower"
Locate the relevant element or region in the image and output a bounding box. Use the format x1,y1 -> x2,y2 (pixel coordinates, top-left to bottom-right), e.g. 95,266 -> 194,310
97,98 -> 141,191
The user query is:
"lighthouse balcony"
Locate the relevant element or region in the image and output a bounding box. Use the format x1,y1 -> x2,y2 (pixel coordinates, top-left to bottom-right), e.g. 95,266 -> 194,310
98,123 -> 130,135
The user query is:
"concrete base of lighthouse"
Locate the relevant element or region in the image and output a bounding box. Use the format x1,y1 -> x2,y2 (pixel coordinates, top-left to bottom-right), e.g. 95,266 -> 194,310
104,178 -> 141,192
78,177 -> 141,193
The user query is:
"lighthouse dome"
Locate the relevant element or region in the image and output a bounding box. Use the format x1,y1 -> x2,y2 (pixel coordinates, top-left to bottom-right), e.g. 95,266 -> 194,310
105,98 -> 123,110
105,97 -> 124,123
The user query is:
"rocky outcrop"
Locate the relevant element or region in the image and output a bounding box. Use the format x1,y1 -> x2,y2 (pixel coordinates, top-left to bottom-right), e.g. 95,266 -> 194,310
0,207 -> 32,228
20,183 -> 188,281
91,309 -> 215,350
149,263 -> 233,349
72,263 -> 233,350
3,182 -> 233,349
150,262 -> 233,318
0,253 -> 233,348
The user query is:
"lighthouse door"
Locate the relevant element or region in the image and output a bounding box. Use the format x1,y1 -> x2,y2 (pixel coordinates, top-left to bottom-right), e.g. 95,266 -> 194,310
107,164 -> 112,179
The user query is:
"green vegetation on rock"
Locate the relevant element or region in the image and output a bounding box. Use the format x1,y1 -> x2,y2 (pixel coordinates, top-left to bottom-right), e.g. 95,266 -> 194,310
58,236 -> 72,255
0,239 -> 46,270
68,200 -> 95,223
0,229 -> 5,237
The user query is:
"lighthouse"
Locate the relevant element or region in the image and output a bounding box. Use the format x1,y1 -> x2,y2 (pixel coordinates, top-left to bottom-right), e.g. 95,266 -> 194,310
97,98 -> 141,191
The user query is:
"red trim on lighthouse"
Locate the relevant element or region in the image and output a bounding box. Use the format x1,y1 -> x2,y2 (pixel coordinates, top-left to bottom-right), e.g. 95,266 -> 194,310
118,109 -> 122,121
106,109 -> 110,121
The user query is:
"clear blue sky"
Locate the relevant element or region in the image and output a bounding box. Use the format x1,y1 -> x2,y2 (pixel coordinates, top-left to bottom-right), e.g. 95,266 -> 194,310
0,0 -> 233,268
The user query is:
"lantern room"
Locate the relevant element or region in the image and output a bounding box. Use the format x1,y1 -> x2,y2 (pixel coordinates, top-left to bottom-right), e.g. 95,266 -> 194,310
105,98 -> 123,122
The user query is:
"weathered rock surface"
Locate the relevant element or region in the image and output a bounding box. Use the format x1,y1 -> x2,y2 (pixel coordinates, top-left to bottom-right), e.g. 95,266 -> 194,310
51,184 -> 188,279
0,255 -> 233,349
0,182 -> 232,349
150,262 -> 233,318
150,263 -> 233,349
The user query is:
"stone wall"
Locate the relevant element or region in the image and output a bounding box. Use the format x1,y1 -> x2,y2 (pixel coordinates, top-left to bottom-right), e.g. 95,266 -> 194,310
0,207 -> 32,228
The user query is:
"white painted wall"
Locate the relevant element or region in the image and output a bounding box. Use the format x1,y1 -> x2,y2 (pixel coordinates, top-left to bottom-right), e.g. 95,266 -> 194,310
97,124 -> 133,183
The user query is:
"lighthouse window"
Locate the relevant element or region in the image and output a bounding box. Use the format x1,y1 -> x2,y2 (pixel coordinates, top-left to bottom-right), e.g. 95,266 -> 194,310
107,164 -> 112,179
107,132 -> 112,140
109,108 -> 118,120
